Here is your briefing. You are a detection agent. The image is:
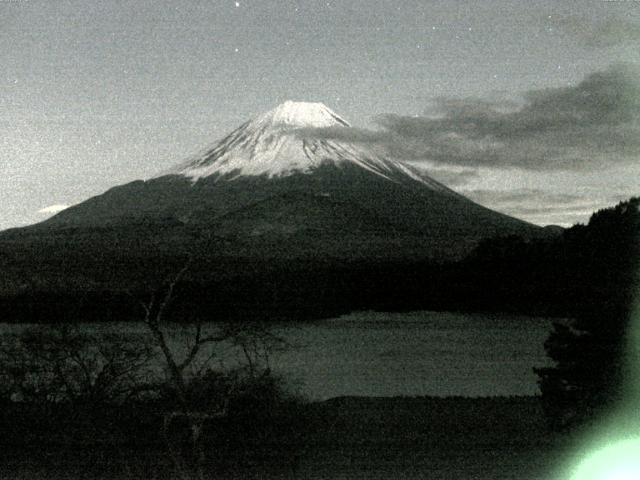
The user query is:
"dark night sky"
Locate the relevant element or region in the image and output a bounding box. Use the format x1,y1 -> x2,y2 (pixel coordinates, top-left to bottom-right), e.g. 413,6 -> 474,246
2,0 -> 639,229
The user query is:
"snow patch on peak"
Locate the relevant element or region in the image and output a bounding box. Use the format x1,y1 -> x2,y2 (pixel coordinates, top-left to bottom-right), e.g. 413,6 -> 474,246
258,101 -> 350,129
163,101 -> 453,194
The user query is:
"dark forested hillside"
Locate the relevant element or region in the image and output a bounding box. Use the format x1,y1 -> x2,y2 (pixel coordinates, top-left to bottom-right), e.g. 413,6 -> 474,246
0,199 -> 636,324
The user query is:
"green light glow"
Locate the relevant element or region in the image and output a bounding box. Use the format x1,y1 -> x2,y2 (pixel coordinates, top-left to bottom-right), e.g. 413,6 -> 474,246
570,439 -> 640,480
562,293 -> 640,479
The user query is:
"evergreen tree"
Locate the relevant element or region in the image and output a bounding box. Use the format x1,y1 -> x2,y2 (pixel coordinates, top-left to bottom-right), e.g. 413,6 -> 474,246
536,198 -> 640,429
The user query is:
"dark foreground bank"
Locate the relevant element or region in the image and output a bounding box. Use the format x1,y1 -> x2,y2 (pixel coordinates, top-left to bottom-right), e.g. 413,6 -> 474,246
0,396 -> 574,480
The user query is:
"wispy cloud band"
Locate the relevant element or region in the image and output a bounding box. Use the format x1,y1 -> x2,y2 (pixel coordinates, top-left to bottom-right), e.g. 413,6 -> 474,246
300,64 -> 640,172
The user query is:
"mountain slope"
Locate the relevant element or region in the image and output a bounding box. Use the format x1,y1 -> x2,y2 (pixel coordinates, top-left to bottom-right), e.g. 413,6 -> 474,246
29,101 -> 537,250
0,101 -> 549,321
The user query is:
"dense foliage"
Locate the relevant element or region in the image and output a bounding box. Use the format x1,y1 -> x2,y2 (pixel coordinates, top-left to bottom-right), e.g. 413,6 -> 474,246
534,198 -> 639,429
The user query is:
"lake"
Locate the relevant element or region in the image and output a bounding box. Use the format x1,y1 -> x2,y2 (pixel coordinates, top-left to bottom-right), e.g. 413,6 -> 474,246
1,311 -> 554,400
268,311 -> 553,399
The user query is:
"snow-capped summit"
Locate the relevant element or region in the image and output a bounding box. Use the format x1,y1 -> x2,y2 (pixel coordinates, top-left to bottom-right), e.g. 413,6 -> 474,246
255,100 -> 349,129
168,101 -> 449,192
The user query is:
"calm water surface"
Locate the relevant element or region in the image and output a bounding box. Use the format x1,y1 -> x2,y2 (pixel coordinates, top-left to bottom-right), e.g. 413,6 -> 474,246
269,311 -> 553,399
2,311 -> 553,400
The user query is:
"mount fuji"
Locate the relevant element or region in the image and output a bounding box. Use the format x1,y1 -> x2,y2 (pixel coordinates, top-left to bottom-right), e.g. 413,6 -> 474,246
29,101 -> 536,248
0,101 -> 547,321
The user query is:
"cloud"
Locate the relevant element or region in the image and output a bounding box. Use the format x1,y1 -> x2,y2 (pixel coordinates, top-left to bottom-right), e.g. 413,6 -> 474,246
301,64 -> 640,171
550,15 -> 640,49
421,167 -> 478,188
38,204 -> 69,214
296,125 -> 383,144
460,189 -> 631,226
464,189 -> 586,207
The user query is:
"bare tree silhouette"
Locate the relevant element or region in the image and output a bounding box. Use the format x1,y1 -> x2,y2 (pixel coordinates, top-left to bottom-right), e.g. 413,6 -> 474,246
134,257 -> 289,480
